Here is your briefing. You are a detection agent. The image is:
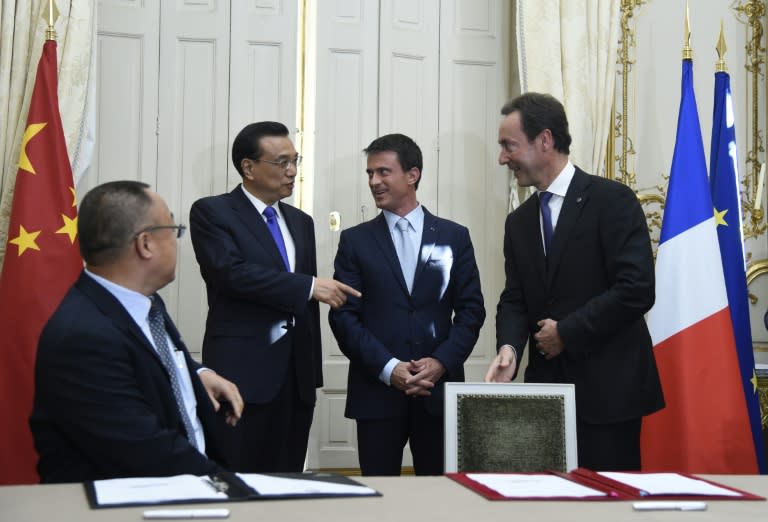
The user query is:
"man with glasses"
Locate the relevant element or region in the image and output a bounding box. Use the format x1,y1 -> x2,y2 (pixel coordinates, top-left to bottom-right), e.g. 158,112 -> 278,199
30,181 -> 243,482
190,121 -> 360,472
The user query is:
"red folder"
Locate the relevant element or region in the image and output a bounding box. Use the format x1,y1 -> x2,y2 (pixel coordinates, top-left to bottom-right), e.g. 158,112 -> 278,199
446,468 -> 765,501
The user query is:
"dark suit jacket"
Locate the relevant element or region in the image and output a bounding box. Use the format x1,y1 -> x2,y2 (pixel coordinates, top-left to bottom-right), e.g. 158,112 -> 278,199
329,208 -> 485,418
496,168 -> 664,424
189,186 -> 321,405
30,272 -> 223,483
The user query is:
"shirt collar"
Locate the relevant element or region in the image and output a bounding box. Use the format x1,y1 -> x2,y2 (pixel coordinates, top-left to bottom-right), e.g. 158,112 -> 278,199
383,204 -> 424,233
84,268 -> 152,327
539,161 -> 575,198
241,185 -> 284,220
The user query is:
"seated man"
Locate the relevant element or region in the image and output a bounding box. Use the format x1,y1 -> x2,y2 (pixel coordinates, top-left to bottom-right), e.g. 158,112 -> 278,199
30,180 -> 243,483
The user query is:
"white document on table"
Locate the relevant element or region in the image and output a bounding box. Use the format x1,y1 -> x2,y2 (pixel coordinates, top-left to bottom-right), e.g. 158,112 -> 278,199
598,472 -> 741,497
237,474 -> 376,496
93,475 -> 227,506
466,473 -> 606,498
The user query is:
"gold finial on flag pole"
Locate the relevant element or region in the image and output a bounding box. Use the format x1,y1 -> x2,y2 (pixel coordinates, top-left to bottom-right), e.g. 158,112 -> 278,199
44,0 -> 60,41
715,21 -> 728,73
682,1 -> 692,60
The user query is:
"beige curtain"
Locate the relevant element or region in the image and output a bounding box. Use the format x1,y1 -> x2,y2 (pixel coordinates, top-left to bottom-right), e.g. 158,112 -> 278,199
516,0 -> 620,176
0,0 -> 95,264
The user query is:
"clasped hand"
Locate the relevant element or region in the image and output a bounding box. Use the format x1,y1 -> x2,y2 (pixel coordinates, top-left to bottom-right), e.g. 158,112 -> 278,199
391,357 -> 446,396
533,318 -> 564,359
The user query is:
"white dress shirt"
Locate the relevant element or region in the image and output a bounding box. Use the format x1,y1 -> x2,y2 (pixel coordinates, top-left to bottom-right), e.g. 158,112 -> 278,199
378,205 -> 425,386
84,269 -> 206,453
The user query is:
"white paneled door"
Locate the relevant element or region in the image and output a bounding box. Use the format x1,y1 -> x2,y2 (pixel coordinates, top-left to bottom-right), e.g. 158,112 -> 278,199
95,0 -> 509,472
438,0 -> 510,382
378,0 -> 440,211
308,0 -> 509,470
155,1 -> 231,355
307,0 -> 381,470
229,0 -> 299,180
92,1 -> 159,190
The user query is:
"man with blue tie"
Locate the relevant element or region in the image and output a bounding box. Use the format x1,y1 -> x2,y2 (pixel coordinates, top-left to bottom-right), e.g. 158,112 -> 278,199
190,122 -> 360,473
329,133 -> 486,475
485,93 -> 664,471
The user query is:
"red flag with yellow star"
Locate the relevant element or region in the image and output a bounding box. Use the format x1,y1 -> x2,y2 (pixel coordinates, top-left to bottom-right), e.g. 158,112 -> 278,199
0,40 -> 82,484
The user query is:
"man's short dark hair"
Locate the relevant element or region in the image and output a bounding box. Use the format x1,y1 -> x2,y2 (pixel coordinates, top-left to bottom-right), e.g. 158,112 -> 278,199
231,121 -> 290,177
363,133 -> 423,189
78,181 -> 152,266
501,93 -> 572,154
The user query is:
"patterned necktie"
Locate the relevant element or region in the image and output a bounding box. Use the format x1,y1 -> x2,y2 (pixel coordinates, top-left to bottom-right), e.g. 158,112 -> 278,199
539,191 -> 554,255
395,217 -> 417,293
147,298 -> 199,450
263,206 -> 290,270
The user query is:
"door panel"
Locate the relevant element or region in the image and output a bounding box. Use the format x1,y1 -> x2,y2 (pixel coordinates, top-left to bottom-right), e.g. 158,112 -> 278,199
379,0 -> 439,211
438,0 -> 510,382
91,1 -> 159,190
308,0 -> 380,470
155,1 -> 231,355
230,0 -> 299,193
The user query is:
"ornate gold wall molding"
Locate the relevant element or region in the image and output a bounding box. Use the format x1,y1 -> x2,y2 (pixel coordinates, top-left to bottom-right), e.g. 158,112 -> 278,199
747,258 -> 768,303
733,0 -> 767,239
613,2 -> 768,254
609,0 -> 646,188
610,0 -> 667,245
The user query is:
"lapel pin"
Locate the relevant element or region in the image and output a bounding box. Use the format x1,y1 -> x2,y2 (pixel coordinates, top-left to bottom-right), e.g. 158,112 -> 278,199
576,196 -> 583,203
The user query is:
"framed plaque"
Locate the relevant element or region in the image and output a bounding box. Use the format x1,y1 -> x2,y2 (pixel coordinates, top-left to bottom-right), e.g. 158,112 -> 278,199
444,383 -> 577,473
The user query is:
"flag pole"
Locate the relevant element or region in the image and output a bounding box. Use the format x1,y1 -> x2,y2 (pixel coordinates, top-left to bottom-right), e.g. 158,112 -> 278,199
715,21 -> 727,73
0,0 -> 82,483
682,1 -> 692,60
45,0 -> 58,41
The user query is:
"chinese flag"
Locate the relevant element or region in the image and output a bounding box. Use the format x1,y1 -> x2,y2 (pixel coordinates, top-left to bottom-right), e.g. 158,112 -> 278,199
0,40 -> 82,484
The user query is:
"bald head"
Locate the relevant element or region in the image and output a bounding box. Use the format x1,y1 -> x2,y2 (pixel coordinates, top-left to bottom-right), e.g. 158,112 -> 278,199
78,181 -> 153,266
78,181 -> 181,295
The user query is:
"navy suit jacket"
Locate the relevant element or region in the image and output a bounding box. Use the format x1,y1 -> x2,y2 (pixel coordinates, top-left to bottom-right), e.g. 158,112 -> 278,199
329,208 -> 485,419
496,168 -> 664,424
189,186 -> 321,405
30,272 -> 223,483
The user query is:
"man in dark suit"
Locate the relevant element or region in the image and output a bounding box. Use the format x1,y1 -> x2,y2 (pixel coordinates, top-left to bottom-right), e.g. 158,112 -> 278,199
329,133 -> 485,476
30,181 -> 243,483
190,122 -> 359,473
485,93 -> 665,471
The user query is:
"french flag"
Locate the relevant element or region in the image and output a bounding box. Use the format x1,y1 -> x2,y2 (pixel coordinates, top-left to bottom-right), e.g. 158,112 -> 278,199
640,58 -> 757,473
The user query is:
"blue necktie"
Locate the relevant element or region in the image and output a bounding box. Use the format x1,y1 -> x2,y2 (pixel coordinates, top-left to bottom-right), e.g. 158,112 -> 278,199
148,298 -> 199,450
539,191 -> 554,255
395,218 -> 417,293
263,206 -> 290,270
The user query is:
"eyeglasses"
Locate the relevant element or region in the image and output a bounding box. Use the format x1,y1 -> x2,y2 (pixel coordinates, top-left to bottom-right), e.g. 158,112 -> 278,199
252,155 -> 302,170
133,224 -> 187,239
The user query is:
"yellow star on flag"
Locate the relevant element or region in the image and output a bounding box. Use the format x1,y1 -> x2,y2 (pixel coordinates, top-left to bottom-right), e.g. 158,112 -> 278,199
714,207 -> 728,226
56,214 -> 78,244
17,122 -> 47,174
8,225 -> 41,256
69,186 -> 77,207
751,370 -> 758,394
